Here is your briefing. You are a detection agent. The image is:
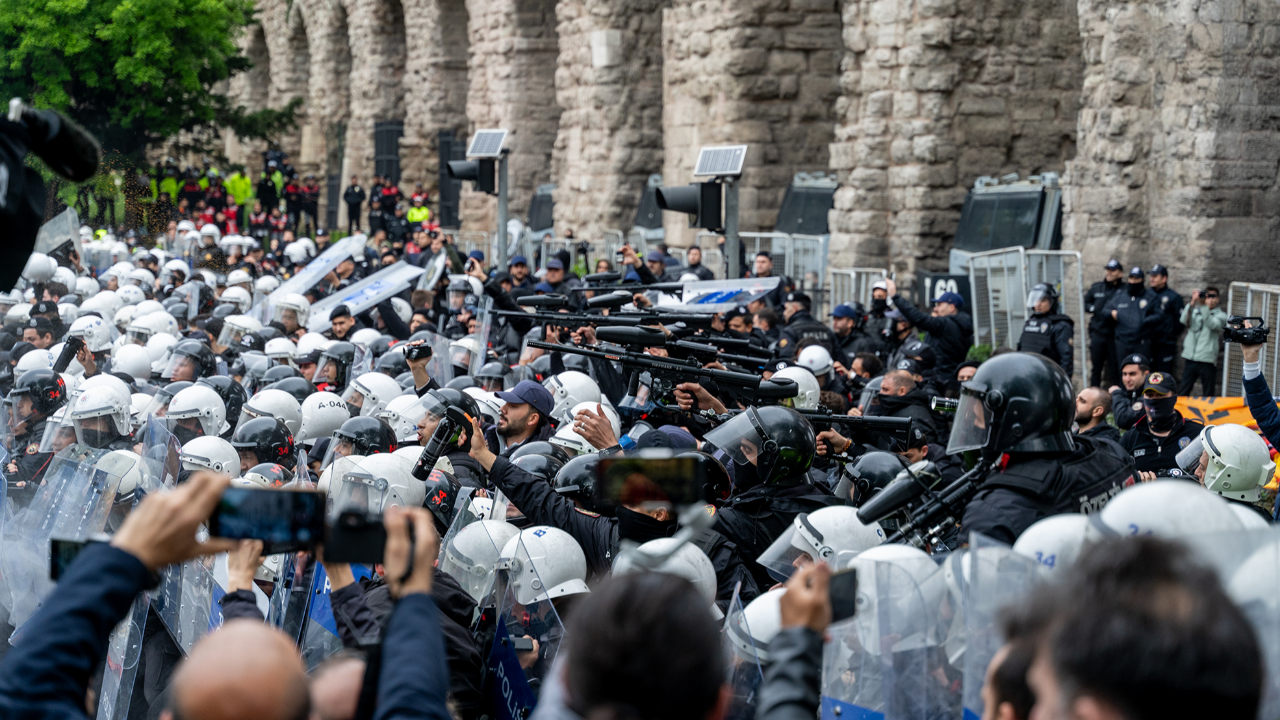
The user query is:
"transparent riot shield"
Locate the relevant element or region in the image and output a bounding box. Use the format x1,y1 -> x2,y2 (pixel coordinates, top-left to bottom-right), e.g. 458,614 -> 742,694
1,446 -> 128,631
297,562 -> 375,671
484,533 -> 570,719
351,343 -> 373,380
960,534 -> 1043,720
471,297 -> 494,376
422,330 -> 454,386
1214,528 -> 1280,719
439,495 -> 519,605
96,592 -> 147,720
141,416 -> 182,488
722,582 -> 766,720
266,551 -> 316,644
820,560 -> 951,720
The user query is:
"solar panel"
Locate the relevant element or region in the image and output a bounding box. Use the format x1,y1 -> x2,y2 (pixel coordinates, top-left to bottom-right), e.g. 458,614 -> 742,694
467,129 -> 508,158
693,145 -> 748,177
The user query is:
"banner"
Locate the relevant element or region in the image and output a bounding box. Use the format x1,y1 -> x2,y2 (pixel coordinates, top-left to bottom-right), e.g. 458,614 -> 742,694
655,277 -> 781,313
307,262 -> 426,332
266,235 -> 367,310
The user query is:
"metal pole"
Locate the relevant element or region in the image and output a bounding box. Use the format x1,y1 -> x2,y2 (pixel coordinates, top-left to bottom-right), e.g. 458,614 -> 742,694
724,178 -> 740,279
497,151 -> 510,270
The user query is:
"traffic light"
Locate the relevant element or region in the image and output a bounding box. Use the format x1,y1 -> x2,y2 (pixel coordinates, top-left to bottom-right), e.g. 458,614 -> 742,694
655,181 -> 721,231
446,159 -> 496,195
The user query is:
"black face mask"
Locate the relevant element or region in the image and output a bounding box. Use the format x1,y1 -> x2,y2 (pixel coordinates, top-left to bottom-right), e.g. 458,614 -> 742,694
731,459 -> 762,493
170,423 -> 202,446
1143,396 -> 1179,432
871,298 -> 888,314
876,393 -> 910,413
725,329 -> 749,341
615,506 -> 677,543
347,402 -> 361,418
1128,282 -> 1145,297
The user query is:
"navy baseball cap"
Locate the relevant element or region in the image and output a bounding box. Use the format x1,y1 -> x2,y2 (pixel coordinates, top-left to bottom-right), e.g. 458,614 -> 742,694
546,258 -> 564,270
645,250 -> 664,263
495,379 -> 554,417
1105,259 -> 1122,270
534,282 -> 555,294
1129,267 -> 1144,279
1150,263 -> 1169,276
932,292 -> 964,309
624,270 -> 641,283
509,255 -> 528,266
1122,353 -> 1150,370
468,250 -> 485,262
831,304 -> 861,319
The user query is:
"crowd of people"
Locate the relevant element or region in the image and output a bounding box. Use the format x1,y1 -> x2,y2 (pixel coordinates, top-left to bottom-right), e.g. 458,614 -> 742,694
0,221 -> 1273,720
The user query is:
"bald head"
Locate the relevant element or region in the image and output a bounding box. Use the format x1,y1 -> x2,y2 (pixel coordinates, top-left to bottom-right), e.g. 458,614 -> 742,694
881,369 -> 916,395
167,620 -> 310,720
310,655 -> 366,720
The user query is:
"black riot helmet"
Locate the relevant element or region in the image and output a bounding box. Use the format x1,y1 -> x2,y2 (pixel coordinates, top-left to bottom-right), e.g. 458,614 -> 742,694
266,376 -> 315,406
256,326 -> 283,342
197,375 -> 248,436
162,339 -> 217,381
423,388 -> 482,422
836,451 -> 908,506
262,364 -> 303,385
551,454 -> 603,513
948,352 -> 1075,459
445,376 -> 477,390
9,368 -> 68,419
369,335 -> 395,358
422,468 -> 461,533
231,417 -> 297,470
315,341 -> 357,390
475,361 -> 512,392
509,441 -> 570,465
376,351 -> 409,377
562,354 -> 590,374
332,416 -> 397,457
530,355 -> 552,382
513,453 -> 566,484
1026,282 -> 1060,314
238,332 -> 266,354
703,406 -> 816,487
677,450 -> 733,505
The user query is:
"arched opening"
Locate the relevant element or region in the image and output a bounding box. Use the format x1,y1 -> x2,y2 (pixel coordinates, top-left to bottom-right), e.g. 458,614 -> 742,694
283,6 -> 315,172
402,0 -> 470,209
370,0 -> 407,186
244,25 -> 270,112
325,2 -> 353,230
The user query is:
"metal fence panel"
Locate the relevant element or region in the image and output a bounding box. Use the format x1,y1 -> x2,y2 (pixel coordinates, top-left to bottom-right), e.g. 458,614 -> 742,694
826,268 -> 889,316
968,247 -> 1027,352
1025,250 -> 1087,389
1222,283 -> 1280,397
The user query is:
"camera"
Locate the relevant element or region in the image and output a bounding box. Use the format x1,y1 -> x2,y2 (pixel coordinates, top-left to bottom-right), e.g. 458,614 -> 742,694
1223,316 -> 1270,345
404,341 -> 433,361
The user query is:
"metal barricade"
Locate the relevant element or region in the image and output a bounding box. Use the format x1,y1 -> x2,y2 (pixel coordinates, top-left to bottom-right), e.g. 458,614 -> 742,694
738,232 -> 791,275
791,234 -> 830,313
693,232 -> 728,280
826,268 -> 890,310
1024,250 -> 1087,389
1222,283 -> 1280,396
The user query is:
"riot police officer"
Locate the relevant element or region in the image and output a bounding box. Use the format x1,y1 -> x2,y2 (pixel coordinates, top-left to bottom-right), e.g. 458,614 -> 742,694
1147,264 -> 1185,373
1016,283 -> 1075,377
1120,371 -> 1203,476
1085,259 -> 1124,386
953,352 -> 1138,544
1102,267 -> 1160,361
1109,353 -> 1150,430
776,292 -> 844,364
4,369 -> 67,503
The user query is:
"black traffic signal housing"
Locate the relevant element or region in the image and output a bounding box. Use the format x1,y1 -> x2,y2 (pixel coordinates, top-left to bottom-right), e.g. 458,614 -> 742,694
446,159 -> 496,195
656,181 -> 722,231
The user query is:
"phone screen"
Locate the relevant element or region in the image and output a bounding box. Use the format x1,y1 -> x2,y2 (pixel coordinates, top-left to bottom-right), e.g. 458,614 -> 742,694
829,568 -> 859,624
595,454 -> 706,512
50,538 -> 105,581
209,486 -> 326,554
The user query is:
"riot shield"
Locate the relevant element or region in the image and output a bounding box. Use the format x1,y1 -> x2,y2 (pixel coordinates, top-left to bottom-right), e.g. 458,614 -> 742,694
471,297 -> 494,376
297,562 -> 375,670
438,497 -> 519,604
417,252 -> 448,291
415,330 -> 453,386
34,207 -> 83,264
820,560 -> 953,720
266,551 -> 316,644
0,446 -> 129,631
351,343 -> 373,380
325,456 -> 408,519
1215,528 -> 1280,719
141,416 -> 182,487
960,534 -> 1043,720
95,592 -> 147,720
722,583 -> 767,720
484,533 -> 570,719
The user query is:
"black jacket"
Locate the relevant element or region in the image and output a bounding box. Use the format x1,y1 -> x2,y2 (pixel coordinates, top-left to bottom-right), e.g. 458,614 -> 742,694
1085,278 -> 1123,335
1017,312 -> 1075,376
1121,413 -> 1204,474
892,295 -> 973,382
686,263 -> 715,281
1110,386 -> 1144,430
835,327 -> 882,361
1102,288 -> 1161,352
6,418 -> 53,507
874,388 -> 939,445
343,184 -> 366,208
713,481 -> 840,589
1078,422 -> 1121,445
757,627 -> 823,720
777,310 -> 845,365
1150,286 -> 1185,343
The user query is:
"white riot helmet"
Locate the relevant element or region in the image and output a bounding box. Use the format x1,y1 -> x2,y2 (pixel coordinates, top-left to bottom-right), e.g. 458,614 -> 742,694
613,538 -> 719,613
75,277 -> 100,299
127,312 -> 176,345
757,506 -> 885,583
226,269 -> 253,290
725,588 -> 785,663
134,299 -> 165,318
440,520 -> 522,603
16,349 -> 54,374
67,315 -> 114,353
284,241 -> 314,266
796,345 -> 834,377
127,268 -> 155,287
350,328 -> 383,349
166,384 -> 230,438
130,393 -> 150,432
298,391 -> 350,443
146,333 -> 178,370
69,384 -> 132,447
273,293 -> 311,330
343,372 -> 404,417
462,389 -> 503,426
772,366 -> 821,410
378,394 -> 429,443
318,454 -> 365,496
265,338 -> 297,365
240,389 -> 303,437
1093,481 -> 1243,541
113,305 -> 137,332
112,344 -> 153,383
220,287 -> 252,314
53,266 -> 78,290
22,252 -> 56,283
200,223 -> 221,242
498,526 -> 591,605
390,297 -> 412,324
545,371 -> 601,424
162,259 -> 190,284
847,544 -> 946,655
1012,513 -> 1092,573
181,436 -> 241,477
96,290 -> 123,319
448,336 -> 482,372
218,315 -> 263,347
327,454 -> 421,513
1176,423 -> 1276,503
6,303 -> 31,329
255,276 -> 280,294
103,449 -> 144,500
1229,503 -> 1271,530
550,423 -> 594,456
296,331 -> 327,359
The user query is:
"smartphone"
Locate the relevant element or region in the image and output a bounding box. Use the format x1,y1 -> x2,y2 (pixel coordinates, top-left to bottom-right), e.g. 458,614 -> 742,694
829,568 -> 859,624
50,536 -> 109,581
511,636 -> 535,652
595,452 -> 707,513
324,510 -> 386,564
208,486 -> 326,555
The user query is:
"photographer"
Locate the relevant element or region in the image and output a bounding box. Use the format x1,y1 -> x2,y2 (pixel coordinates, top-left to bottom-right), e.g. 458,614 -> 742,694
1179,287 -> 1227,396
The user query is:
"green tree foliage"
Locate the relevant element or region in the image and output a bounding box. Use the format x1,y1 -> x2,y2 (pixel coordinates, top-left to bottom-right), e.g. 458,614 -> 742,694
0,0 -> 298,163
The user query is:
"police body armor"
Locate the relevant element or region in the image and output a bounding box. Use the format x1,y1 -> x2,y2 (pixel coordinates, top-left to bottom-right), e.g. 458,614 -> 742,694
1018,315 -> 1061,364
980,435 -> 1136,516
783,312 -> 838,355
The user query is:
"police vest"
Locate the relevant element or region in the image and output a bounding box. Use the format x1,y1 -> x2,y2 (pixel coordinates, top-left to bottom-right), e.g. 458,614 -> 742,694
1018,316 -> 1059,362
788,318 -> 837,352
982,435 -> 1136,516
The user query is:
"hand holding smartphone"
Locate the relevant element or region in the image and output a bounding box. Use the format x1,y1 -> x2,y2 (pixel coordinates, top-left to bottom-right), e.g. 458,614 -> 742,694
207,486 -> 326,555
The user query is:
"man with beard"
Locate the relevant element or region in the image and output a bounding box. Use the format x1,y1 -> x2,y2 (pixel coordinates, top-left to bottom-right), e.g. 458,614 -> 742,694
872,369 -> 938,444
484,380 -> 556,455
1120,371 -> 1203,476
1073,386 -> 1121,445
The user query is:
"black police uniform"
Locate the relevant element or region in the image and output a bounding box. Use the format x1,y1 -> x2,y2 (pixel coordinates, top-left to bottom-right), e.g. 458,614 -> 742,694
1085,277 -> 1123,385
712,481 -> 842,589
1149,284 -> 1185,373
5,418 -> 52,506
685,262 -> 715,281
486,455 -> 760,613
777,308 -> 844,364
1103,287 -> 1160,361
891,295 -> 973,387
1109,386 -> 1145,430
874,388 -> 940,444
756,273 -> 794,310
835,326 -> 883,359
1016,312 -> 1075,377
1120,413 -> 1204,475
961,435 -> 1138,544
1078,421 -> 1121,445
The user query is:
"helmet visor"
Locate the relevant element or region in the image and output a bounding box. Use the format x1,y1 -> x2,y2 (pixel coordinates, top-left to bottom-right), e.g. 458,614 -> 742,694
946,386 -> 993,455
162,352 -> 199,381
313,354 -> 346,389
321,431 -> 359,470
72,412 -> 122,448
704,410 -> 766,467
327,464 -> 391,521
756,524 -> 814,584
449,345 -> 474,369
218,323 -> 249,348
273,305 -> 305,329
161,413 -> 213,444
1026,288 -> 1052,310
127,328 -> 152,345
1176,430 -> 1207,475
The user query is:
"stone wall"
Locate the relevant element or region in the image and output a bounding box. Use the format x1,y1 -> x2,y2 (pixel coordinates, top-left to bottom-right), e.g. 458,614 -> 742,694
400,0 -> 471,195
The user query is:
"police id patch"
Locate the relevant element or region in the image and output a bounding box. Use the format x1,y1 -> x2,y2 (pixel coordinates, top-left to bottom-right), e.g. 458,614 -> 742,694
25,443 -> 39,455
1139,299 -> 1148,308
779,338 -> 788,348
574,508 -> 601,518
1179,437 -> 1191,449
